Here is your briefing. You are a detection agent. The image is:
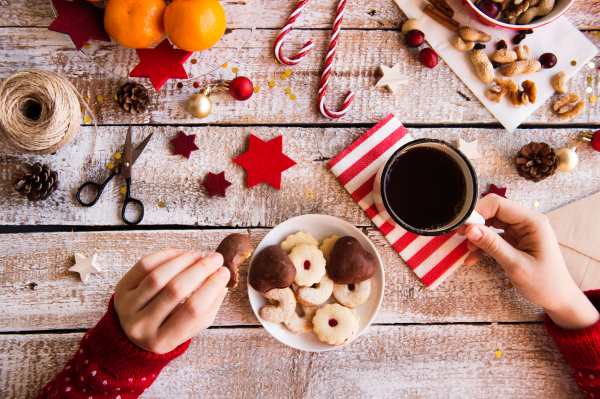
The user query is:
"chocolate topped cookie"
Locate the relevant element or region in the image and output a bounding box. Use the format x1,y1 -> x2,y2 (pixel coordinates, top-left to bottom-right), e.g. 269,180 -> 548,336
248,245 -> 297,293
216,233 -> 254,288
328,236 -> 377,284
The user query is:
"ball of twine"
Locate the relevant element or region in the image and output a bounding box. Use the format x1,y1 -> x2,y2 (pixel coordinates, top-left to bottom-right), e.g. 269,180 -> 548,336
0,69 -> 85,154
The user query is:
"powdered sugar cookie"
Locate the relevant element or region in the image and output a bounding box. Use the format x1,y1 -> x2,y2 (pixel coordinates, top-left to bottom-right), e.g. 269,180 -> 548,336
319,235 -> 341,265
284,304 -> 319,334
333,279 -> 371,308
280,231 -> 319,254
312,303 -> 359,346
260,287 -> 296,323
297,273 -> 334,306
288,244 -> 326,287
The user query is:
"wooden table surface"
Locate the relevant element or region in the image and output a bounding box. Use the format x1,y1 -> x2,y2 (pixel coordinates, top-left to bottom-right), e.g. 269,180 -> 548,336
1,1 -> 599,398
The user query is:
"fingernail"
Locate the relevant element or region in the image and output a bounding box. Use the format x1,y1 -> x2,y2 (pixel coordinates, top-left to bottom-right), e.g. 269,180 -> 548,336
467,228 -> 483,242
191,251 -> 203,261
210,252 -> 224,264
217,267 -> 230,278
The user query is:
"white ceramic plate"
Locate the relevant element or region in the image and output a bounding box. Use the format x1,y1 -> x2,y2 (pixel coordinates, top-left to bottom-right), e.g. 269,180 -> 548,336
247,214 -> 385,352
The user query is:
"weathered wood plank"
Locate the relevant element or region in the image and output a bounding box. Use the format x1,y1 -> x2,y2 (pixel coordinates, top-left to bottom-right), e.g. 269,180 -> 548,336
0,228 -> 552,331
0,325 -> 584,398
1,0 -> 598,30
1,126 -> 599,227
0,29 -> 598,125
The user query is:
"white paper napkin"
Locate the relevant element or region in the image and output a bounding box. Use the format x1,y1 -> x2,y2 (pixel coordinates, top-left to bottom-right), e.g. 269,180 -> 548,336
394,0 -> 599,132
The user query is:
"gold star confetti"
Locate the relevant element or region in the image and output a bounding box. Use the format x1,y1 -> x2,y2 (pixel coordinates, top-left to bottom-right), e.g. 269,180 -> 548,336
84,116 -> 91,123
285,69 -> 292,75
496,350 -> 503,357
107,163 -> 114,169
586,87 -> 593,94
274,59 -> 278,64
232,67 -> 239,73
83,96 -> 88,102
589,77 -> 594,83
158,201 -> 165,208
84,43 -> 90,49
589,63 -> 596,69
80,106 -> 85,113
290,94 -> 297,100
222,63 -> 228,68
114,94 -> 118,101
591,97 -> 597,103
281,74 -> 287,80
285,88 -> 291,94
596,32 -> 600,37
571,60 -> 577,66
533,201 -> 540,208
115,153 -> 121,159
253,87 -> 260,93
120,188 -> 127,194
268,81 -> 275,87
96,95 -> 103,102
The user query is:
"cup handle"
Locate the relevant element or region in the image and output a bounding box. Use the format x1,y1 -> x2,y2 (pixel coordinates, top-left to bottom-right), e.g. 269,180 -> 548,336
464,210 -> 485,226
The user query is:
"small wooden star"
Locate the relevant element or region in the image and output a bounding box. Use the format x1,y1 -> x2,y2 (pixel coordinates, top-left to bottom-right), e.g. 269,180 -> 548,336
69,253 -> 101,282
482,184 -> 507,198
457,139 -> 482,160
48,0 -> 111,50
170,131 -> 199,159
376,64 -> 408,94
202,171 -> 232,197
129,39 -> 192,91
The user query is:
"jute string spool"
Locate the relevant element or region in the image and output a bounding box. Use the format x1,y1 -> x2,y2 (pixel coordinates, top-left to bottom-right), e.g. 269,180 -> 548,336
0,69 -> 94,154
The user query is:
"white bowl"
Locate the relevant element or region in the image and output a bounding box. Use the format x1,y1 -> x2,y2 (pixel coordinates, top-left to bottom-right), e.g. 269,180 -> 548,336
247,214 -> 385,352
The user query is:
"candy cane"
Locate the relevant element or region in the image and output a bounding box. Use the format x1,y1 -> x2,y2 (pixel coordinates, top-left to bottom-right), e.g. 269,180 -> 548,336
274,0 -> 314,66
318,0 -> 354,119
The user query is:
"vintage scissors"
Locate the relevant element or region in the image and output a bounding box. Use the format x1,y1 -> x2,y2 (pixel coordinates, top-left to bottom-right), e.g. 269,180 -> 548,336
76,126 -> 153,225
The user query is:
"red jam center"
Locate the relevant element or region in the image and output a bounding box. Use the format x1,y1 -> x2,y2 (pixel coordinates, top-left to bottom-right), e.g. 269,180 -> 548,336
328,318 -> 338,327
303,260 -> 311,270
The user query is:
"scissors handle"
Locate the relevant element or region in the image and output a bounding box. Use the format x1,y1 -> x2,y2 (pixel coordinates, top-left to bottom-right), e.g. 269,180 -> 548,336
76,170 -> 118,207
122,177 -> 144,226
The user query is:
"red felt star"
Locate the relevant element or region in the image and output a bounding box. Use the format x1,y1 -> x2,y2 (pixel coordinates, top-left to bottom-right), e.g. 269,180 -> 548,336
482,184 -> 507,198
234,135 -> 297,189
48,0 -> 110,50
202,172 -> 232,198
170,131 -> 199,159
129,39 -> 192,91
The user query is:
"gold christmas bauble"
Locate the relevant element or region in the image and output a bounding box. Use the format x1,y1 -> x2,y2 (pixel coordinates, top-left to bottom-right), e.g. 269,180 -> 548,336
556,147 -> 579,172
186,87 -> 212,118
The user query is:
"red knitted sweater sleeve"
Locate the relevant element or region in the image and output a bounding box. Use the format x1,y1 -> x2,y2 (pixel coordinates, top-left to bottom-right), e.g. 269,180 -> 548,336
545,289 -> 600,399
35,296 -> 190,399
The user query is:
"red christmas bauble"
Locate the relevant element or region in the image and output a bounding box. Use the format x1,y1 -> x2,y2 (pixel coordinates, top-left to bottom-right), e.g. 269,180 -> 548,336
592,130 -> 600,152
229,76 -> 254,101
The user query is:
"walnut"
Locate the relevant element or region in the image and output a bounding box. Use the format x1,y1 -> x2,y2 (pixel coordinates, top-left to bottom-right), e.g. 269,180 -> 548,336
504,0 -> 530,19
553,93 -> 585,120
486,78 -> 518,103
510,80 -> 537,107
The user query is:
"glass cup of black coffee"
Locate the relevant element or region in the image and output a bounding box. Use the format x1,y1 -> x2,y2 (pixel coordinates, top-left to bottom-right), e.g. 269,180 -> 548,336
379,139 -> 484,236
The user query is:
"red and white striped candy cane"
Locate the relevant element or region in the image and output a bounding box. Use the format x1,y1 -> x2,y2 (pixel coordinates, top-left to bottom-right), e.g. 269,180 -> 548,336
318,0 -> 354,119
274,0 -> 314,66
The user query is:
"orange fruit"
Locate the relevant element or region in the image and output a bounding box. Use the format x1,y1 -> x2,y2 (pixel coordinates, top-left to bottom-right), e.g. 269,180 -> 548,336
164,0 -> 227,52
104,0 -> 166,49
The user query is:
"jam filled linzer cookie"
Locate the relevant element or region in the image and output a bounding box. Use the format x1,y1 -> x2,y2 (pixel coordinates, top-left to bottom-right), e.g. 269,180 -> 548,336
215,233 -> 253,288
333,279 -> 371,308
280,231 -> 319,254
319,235 -> 341,265
312,303 -> 359,346
288,244 -> 327,287
248,245 -> 296,293
260,287 -> 296,323
328,236 -> 377,285
284,304 -> 319,334
297,273 -> 334,306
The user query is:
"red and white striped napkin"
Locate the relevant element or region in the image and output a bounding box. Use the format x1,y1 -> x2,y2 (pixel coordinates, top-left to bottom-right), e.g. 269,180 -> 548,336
328,113 -> 469,289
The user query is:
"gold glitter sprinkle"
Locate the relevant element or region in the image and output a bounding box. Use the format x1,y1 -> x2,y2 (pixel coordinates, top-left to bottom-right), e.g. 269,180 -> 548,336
107,163 -> 115,170
586,87 -> 593,94
115,153 -> 121,159
114,94 -> 118,101
84,43 -> 90,49
589,77 -> 594,83
274,59 -> 278,64
591,97 -> 597,103
290,94 -> 297,100
254,87 -> 260,93
496,350 -> 503,357
285,69 -> 292,75
158,201 -> 165,208
80,106 -> 85,113
507,281 -> 514,289
96,95 -> 103,102
589,63 -> 596,69
281,74 -> 287,80
285,88 -> 291,94
232,67 -> 239,73
83,97 -> 88,102
222,63 -> 228,68
120,188 -> 127,195
84,116 -> 91,123
596,32 -> 600,37
268,81 -> 275,87
571,60 -> 577,66
533,201 -> 540,208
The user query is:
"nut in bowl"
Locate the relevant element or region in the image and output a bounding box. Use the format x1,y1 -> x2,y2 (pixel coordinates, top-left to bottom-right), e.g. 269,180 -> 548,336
247,215 -> 385,352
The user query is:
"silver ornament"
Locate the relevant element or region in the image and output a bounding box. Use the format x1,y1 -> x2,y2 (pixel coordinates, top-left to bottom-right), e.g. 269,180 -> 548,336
186,87 -> 212,119
556,147 -> 579,172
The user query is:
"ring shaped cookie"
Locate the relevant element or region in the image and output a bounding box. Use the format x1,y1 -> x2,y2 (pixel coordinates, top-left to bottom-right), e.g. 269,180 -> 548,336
284,304 -> 319,334
297,273 -> 334,306
332,279 -> 371,308
288,244 -> 327,287
260,287 -> 296,323
312,303 -> 359,346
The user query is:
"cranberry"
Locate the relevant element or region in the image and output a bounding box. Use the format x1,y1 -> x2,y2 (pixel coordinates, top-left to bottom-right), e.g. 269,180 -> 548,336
539,53 -> 557,69
477,0 -> 500,18
328,318 -> 338,327
303,260 -> 311,270
405,30 -> 425,48
419,48 -> 438,69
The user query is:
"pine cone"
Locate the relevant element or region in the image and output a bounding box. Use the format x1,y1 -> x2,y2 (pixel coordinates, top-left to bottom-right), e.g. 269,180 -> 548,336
117,82 -> 149,115
13,162 -> 59,201
515,142 -> 559,182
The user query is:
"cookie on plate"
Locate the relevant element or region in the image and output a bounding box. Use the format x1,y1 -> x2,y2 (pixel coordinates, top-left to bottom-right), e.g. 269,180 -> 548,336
333,279 -> 371,308
296,273 -> 333,306
280,231 -> 319,254
260,287 -> 296,323
312,303 -> 360,346
288,244 -> 326,287
319,235 -> 341,265
284,304 -> 319,334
